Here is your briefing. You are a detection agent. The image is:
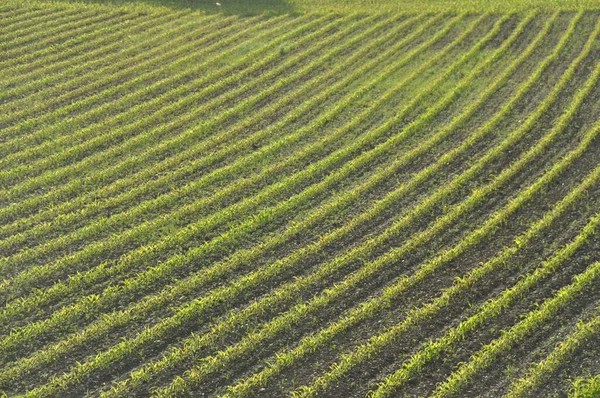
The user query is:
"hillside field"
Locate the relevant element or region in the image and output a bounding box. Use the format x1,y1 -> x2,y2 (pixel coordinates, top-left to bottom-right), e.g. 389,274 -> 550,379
1,0 -> 600,396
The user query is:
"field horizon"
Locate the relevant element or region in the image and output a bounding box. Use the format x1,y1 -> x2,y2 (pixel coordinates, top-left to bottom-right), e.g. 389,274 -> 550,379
10,0 -> 600,15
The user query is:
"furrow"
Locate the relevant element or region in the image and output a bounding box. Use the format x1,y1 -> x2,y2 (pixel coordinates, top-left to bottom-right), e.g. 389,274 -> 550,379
154,17 -> 600,396
0,10 -> 490,394
0,11 -> 392,278
0,13 -> 277,160
291,23 -> 600,396
506,309 -> 600,397
0,13 -> 450,297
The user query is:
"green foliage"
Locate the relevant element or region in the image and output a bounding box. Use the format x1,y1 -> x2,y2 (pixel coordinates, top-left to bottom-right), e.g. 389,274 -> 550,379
1,2 -> 600,397
572,374 -> 600,398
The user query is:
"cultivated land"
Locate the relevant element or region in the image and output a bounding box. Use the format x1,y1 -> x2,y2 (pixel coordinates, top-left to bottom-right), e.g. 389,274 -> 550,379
1,0 -> 600,396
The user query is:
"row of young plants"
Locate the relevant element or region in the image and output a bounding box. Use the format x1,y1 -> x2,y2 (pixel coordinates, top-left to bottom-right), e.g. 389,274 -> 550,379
0,12 -> 470,347
226,164 -> 600,397
0,10 -> 540,396
0,7 -> 185,81
300,151 -> 600,398
0,10 -> 139,71
0,9 -> 125,62
0,13 -> 482,318
3,14 -> 408,258
0,7 -> 53,34
0,13 -> 454,298
371,205 -> 600,398
232,153 -> 600,398
0,14 -> 432,290
0,13 -> 274,132
571,373 -> 600,398
0,10 -> 193,106
0,12 -> 285,165
0,13 -> 383,220
0,15 -> 338,239
211,11 -> 588,397
0,10 -> 482,346
0,17 -> 462,294
0,16 -> 350,209
8,7 -> 596,396
0,6 -> 59,31
151,18 -> 598,397
102,16 -> 546,389
0,11 -> 285,149
428,248 -> 600,397
0,24 -> 496,388
506,304 -> 600,397
286,21 -> 600,397
0,8 -> 94,53
0,11 -> 126,68
0,14 -> 328,221
0,10 -> 510,394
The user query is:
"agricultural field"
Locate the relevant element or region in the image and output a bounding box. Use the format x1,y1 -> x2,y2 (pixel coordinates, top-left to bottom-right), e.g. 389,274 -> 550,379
1,0 -> 600,396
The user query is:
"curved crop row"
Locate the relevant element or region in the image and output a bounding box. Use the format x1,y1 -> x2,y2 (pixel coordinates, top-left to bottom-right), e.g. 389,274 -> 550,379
14,10 -> 536,394
0,8 -> 185,76
290,24 -> 600,396
369,207 -> 600,398
0,10 -> 189,92
0,13 -> 467,351
0,11 -> 480,348
0,10 -> 506,394
0,16 -> 338,205
2,6 -> 597,397
0,14 -> 454,301
0,13 -> 279,161
308,191 -> 600,398
0,8 -> 87,50
216,12 -> 594,397
0,14 -> 378,225
0,8 -> 52,32
429,260 -> 600,398
0,12 -> 430,285
506,307 -> 600,397
0,15 -> 325,221
0,13 -> 258,125
571,374 -> 600,398
0,10 -> 132,63
0,10 -> 117,60
153,24 -> 600,397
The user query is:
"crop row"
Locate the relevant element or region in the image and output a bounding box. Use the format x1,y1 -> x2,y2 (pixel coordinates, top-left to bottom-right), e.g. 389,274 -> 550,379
215,11 -> 593,397
0,8 -> 99,53
156,20 -> 600,397
571,373 -> 600,398
506,305 -> 600,397
0,13 -> 281,133
0,9 -> 186,80
0,13 -> 458,303
0,10 -> 544,396
0,12 -> 397,244
0,10 -> 512,394
0,11 -> 192,103
3,6 -> 598,396
0,14 -> 328,222
0,13 -> 474,358
0,13 -> 287,167
370,204 -> 600,398
288,19 -> 600,396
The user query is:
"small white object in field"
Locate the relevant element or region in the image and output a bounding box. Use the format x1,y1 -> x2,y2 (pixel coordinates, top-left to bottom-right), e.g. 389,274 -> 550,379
216,2 -> 221,5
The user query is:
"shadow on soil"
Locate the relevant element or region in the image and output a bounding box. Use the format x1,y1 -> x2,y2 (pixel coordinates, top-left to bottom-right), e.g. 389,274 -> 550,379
73,0 -> 297,15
